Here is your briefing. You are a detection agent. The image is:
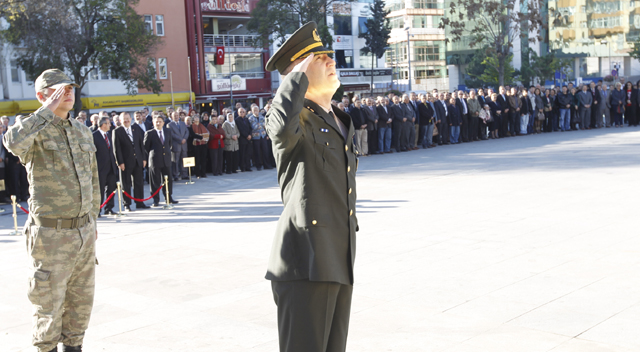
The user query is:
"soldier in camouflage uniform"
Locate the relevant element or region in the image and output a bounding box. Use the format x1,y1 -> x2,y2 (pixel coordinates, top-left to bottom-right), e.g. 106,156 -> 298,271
3,69 -> 100,352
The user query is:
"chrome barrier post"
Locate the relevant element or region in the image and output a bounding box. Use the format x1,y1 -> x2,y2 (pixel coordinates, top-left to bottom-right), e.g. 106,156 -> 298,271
163,175 -> 174,209
9,195 -> 22,235
115,182 -> 126,217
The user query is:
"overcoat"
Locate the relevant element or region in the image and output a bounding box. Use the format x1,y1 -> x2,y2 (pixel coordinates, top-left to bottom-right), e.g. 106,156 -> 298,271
265,72 -> 359,286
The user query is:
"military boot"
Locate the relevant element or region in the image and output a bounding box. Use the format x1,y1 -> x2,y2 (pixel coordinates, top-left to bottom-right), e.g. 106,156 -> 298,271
62,345 -> 82,352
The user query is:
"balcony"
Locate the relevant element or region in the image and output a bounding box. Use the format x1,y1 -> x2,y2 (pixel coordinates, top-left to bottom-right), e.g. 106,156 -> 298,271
203,34 -> 259,47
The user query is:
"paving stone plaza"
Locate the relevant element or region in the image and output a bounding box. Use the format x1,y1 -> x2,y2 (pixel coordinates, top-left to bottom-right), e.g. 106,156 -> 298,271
1,128 -> 639,351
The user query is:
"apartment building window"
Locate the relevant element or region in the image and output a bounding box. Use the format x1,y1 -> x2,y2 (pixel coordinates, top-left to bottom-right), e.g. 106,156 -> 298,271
158,58 -> 168,79
144,15 -> 153,33
10,60 -> 20,82
360,52 -> 377,68
415,67 -> 443,78
385,0 -> 405,12
334,15 -> 352,35
335,50 -> 354,68
389,17 -> 404,29
155,15 -> 164,36
358,17 -> 370,35
414,41 -> 443,61
414,0 -> 439,9
413,17 -> 427,28
206,53 -> 264,79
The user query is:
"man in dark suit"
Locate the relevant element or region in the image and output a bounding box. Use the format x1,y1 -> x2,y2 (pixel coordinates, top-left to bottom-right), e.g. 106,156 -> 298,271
435,92 -> 449,144
589,81 -> 601,128
168,111 -> 189,180
418,94 -> 435,148
399,94 -> 416,151
264,22 -> 358,352
389,95 -> 404,152
235,107 -> 253,171
409,92 -> 422,147
497,86 -> 510,136
376,97 -> 393,153
113,112 -> 148,211
144,115 -> 178,206
93,117 -> 118,215
361,97 -> 378,155
134,110 -> 153,132
455,91 -> 470,142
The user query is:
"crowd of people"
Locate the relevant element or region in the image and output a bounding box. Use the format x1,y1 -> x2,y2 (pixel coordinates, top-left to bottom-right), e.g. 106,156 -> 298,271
1,78 -> 637,214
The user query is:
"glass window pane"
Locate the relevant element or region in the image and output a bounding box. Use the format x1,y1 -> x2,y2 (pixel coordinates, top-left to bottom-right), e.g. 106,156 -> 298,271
334,15 -> 352,35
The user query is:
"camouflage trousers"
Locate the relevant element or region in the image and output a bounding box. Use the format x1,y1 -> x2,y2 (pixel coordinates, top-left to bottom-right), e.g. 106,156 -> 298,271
25,216 -> 96,352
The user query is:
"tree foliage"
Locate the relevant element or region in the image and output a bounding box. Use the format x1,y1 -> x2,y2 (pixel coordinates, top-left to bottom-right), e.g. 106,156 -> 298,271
2,0 -> 162,113
359,0 -> 390,95
464,48 -> 490,87
479,52 -> 515,87
440,0 -> 546,86
247,0 -> 354,50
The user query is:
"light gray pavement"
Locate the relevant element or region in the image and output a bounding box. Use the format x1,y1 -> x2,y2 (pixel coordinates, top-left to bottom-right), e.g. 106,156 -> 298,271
1,127 -> 639,352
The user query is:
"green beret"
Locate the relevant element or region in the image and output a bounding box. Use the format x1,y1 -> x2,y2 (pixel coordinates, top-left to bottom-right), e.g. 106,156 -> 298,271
265,22 -> 334,74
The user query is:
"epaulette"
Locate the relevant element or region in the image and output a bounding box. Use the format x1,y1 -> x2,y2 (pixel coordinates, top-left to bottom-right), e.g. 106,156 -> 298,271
306,106 -> 315,114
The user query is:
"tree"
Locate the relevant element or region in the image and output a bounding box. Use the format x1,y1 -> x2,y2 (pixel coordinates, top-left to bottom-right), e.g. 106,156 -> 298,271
479,52 -> 515,87
359,0 -> 390,96
248,0 -> 353,50
464,48 -> 490,87
440,0 -> 546,86
2,0 -> 162,114
528,51 -> 573,85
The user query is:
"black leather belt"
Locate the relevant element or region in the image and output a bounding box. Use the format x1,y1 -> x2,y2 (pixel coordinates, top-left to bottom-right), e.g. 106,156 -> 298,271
31,213 -> 91,230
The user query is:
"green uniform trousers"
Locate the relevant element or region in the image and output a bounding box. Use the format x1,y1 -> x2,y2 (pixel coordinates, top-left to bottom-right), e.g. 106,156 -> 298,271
26,217 -> 96,352
271,280 -> 353,352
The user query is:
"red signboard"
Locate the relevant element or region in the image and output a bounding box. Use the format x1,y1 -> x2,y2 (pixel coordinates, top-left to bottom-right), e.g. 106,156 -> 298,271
215,46 -> 225,65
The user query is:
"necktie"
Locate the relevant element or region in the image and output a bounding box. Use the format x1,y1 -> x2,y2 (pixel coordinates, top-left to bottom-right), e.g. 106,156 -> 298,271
159,130 -> 164,144
126,128 -> 133,142
104,133 -> 110,149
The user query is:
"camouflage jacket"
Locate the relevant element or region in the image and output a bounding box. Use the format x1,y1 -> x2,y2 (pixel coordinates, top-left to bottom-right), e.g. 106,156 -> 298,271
2,107 -> 100,219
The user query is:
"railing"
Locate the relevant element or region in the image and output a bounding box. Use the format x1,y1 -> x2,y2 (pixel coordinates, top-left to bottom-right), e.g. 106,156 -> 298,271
203,34 -> 259,47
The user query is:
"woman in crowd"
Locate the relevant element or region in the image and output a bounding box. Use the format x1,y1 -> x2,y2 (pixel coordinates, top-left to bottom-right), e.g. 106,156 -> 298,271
477,88 -> 486,106
488,93 -> 501,139
467,89 -> 482,141
534,88 -> 545,134
349,100 -> 366,155
248,105 -> 273,170
542,89 -> 552,132
479,103 -> 492,139
207,115 -> 226,175
222,112 -> 239,174
201,112 -> 210,127
570,87 -> 580,130
190,115 -> 209,178
624,81 -> 636,127
610,82 -> 625,128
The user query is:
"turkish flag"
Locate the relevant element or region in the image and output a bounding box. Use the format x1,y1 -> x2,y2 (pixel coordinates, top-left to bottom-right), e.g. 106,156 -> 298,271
215,46 -> 225,65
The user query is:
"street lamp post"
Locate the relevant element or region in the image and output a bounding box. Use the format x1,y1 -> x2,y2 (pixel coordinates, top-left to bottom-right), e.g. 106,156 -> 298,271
601,40 -> 611,79
405,27 -> 412,92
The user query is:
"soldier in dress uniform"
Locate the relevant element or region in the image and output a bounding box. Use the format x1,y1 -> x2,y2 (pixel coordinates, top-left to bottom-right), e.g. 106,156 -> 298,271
3,69 -> 100,352
264,22 -> 359,352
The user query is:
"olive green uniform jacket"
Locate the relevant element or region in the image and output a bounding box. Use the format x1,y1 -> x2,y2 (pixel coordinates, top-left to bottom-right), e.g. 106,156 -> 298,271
265,72 -> 358,286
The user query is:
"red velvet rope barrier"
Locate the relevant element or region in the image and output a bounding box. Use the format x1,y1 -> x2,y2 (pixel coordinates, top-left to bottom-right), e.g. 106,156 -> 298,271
100,190 -> 117,209
122,184 -> 164,202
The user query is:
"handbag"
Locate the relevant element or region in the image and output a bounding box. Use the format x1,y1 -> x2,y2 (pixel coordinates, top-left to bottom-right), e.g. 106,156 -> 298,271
538,111 -> 545,121
617,105 -> 624,114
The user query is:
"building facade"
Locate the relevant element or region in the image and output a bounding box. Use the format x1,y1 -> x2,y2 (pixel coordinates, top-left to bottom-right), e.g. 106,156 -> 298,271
186,0 -> 272,114
384,0 -> 448,93
0,0 -> 192,117
550,0 -> 640,84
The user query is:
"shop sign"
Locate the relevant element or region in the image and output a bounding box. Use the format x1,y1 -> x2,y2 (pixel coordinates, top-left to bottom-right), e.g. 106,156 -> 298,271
211,75 -> 247,91
201,0 -> 250,13
333,36 -> 352,50
339,69 -> 393,78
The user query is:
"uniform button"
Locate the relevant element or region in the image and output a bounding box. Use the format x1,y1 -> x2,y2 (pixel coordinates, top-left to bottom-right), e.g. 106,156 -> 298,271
345,145 -> 348,151
312,220 -> 317,225
349,210 -> 353,216
326,142 -> 329,146
347,166 -> 351,172
349,188 -> 352,194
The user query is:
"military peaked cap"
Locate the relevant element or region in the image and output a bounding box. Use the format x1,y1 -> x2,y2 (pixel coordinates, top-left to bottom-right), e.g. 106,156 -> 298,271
265,22 -> 334,74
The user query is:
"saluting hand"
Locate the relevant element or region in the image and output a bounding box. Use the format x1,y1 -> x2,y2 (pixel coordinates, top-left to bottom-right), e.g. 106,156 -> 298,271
42,85 -> 68,113
291,53 -> 314,74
